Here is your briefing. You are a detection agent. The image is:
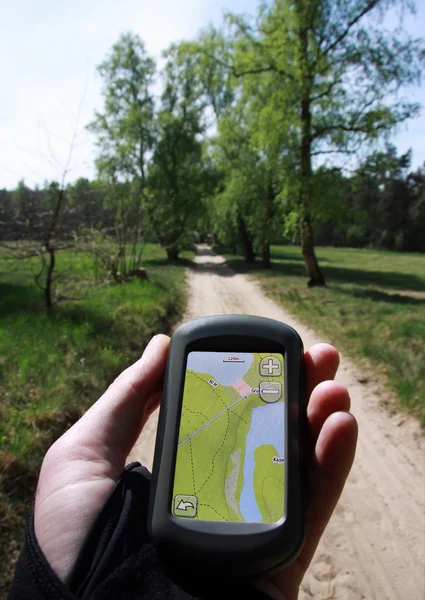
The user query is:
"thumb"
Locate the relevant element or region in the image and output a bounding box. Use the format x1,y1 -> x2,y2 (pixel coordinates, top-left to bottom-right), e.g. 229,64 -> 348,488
33,335 -> 169,584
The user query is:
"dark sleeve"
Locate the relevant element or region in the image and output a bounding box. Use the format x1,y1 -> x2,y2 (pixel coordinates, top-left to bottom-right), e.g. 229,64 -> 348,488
9,463 -> 271,600
7,514 -> 76,600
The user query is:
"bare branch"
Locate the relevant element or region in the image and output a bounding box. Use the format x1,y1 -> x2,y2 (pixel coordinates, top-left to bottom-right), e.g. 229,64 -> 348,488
61,77 -> 88,188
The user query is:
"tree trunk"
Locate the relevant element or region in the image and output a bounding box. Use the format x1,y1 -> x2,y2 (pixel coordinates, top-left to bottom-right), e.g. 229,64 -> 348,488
302,218 -> 324,287
262,240 -> 271,268
42,188 -> 65,310
297,15 -> 325,287
45,247 -> 55,310
119,240 -> 126,278
262,182 -> 274,269
237,214 -> 256,263
166,244 -> 179,262
300,130 -> 325,286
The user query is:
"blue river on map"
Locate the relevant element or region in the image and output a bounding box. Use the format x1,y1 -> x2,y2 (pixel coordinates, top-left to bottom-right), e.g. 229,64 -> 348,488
239,403 -> 285,522
187,351 -> 253,386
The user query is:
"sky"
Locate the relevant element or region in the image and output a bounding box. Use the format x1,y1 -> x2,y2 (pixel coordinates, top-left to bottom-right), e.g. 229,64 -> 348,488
1,0 -> 424,190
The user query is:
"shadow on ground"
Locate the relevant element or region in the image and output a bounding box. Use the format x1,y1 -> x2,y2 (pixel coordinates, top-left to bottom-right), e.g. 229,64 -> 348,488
224,254 -> 425,292
153,245 -> 425,291
337,287 -> 425,305
0,281 -> 118,332
0,282 -> 43,315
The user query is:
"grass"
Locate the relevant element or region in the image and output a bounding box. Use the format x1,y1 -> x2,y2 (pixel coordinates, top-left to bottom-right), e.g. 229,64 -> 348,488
0,243 -> 193,596
222,245 -> 425,426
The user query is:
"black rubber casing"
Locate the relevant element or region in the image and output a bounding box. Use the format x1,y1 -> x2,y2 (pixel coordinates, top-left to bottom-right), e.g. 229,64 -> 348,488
148,315 -> 306,578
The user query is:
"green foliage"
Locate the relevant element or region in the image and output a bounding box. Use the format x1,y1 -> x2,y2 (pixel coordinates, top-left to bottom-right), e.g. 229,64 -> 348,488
0,242 -> 191,459
314,146 -> 425,252
207,93 -> 288,264
183,27 -> 236,119
145,47 -> 215,259
0,243 -> 192,593
192,0 -> 425,280
88,32 -> 156,184
66,178 -> 113,228
86,33 -> 158,272
310,168 -> 349,224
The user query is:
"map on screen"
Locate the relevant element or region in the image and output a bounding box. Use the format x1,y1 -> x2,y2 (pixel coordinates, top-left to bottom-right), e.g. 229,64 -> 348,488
172,351 -> 286,523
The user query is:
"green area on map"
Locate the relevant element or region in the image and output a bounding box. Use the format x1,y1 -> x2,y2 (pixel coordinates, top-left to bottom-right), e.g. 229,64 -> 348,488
172,352 -> 285,523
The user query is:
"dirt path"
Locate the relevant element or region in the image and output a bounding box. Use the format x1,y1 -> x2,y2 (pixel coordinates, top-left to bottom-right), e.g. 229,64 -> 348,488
129,246 -> 425,600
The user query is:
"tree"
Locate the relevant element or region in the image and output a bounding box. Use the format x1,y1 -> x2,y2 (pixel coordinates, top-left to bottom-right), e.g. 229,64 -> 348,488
187,27 -> 236,121
210,98 -> 284,267
185,35 -> 289,267
348,146 -> 411,248
0,179 -> 72,310
0,189 -> 17,243
35,181 -> 67,309
67,178 -> 112,229
146,46 -> 213,261
406,164 -> 425,252
206,0 -> 425,284
89,33 -> 156,185
306,146 -> 425,252
88,33 -> 156,275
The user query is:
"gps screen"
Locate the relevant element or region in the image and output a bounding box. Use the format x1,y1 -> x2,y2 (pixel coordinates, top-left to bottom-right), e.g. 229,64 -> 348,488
172,352 -> 286,523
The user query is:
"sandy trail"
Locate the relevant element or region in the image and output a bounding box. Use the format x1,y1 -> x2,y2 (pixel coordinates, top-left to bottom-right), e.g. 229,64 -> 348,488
128,246 -> 425,600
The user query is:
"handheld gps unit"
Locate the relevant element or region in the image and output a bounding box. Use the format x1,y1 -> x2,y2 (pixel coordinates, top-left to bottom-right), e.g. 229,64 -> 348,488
148,315 -> 306,577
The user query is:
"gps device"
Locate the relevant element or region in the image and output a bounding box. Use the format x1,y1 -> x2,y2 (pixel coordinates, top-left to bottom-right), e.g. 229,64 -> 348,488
148,315 -> 306,578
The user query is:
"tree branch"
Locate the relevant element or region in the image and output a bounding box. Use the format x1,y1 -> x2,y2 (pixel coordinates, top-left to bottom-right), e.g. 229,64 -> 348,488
312,121 -> 389,139
311,78 -> 343,102
322,0 -> 381,57
234,65 -> 291,78
310,148 -> 357,156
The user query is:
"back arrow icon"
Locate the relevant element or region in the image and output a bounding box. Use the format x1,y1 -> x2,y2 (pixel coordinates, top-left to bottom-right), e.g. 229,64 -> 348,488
177,500 -> 194,511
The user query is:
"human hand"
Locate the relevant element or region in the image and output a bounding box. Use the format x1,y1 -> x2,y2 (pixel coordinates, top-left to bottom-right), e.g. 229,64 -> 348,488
257,344 -> 358,600
34,337 -> 357,600
34,334 -> 170,583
